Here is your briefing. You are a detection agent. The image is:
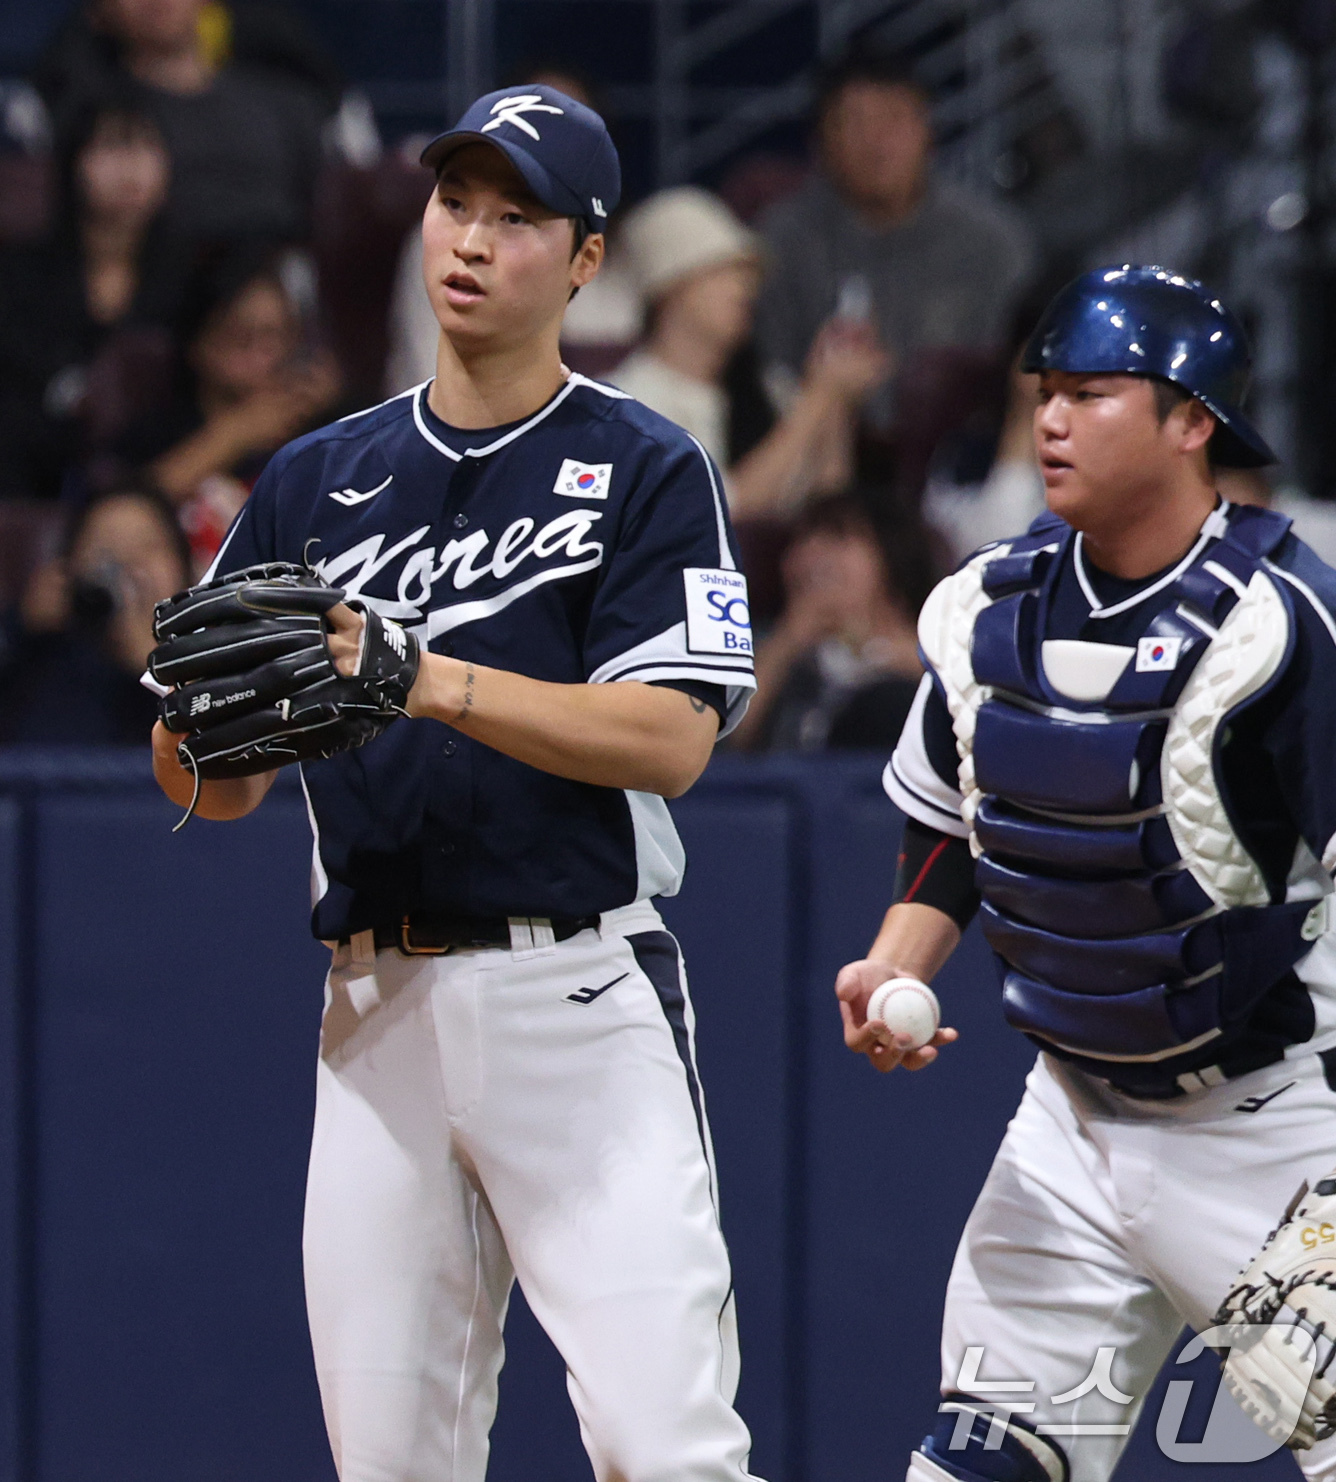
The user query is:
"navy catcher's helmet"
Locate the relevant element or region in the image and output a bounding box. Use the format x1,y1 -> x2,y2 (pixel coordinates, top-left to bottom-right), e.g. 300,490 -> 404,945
1020,265 -> 1275,467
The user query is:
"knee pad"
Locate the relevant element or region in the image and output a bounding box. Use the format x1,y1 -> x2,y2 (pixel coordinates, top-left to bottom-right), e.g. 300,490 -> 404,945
907,1394 -> 1069,1482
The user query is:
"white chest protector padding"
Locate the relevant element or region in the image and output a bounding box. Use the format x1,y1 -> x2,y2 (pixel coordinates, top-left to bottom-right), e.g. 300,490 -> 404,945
920,550 -> 1291,896
917,545 -> 1007,852
1162,568 -> 1290,908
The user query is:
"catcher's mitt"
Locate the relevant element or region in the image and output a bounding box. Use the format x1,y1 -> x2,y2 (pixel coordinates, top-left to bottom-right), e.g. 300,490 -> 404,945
1214,1172 -> 1336,1449
150,562 -> 419,819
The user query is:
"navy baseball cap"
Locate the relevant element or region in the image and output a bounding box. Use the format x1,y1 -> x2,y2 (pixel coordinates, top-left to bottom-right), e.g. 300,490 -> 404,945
420,85 -> 621,234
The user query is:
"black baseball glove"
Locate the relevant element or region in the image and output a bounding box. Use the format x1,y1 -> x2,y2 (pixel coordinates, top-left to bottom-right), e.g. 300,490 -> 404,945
149,561 -> 420,790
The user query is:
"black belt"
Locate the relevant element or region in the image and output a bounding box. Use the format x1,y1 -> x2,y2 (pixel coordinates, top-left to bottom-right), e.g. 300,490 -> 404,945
354,913 -> 601,956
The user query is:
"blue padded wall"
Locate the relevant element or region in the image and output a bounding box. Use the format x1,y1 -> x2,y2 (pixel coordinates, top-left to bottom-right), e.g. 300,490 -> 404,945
29,786 -> 332,1482
0,800 -> 20,1482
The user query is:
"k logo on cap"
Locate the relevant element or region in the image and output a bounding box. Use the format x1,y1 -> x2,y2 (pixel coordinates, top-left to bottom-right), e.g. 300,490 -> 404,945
419,83 -> 622,234
482,94 -> 565,141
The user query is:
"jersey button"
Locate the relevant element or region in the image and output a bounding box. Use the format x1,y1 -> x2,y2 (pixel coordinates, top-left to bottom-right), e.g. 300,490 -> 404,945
441,740 -> 457,758
452,512 -> 468,528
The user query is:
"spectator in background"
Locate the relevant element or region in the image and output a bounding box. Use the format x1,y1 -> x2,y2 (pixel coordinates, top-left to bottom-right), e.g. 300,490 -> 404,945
35,0 -> 327,245
0,484 -> 189,744
0,95 -> 183,501
754,47 -> 1035,437
118,245 -> 341,571
728,493 -> 933,753
612,186 -> 887,522
922,347 -> 1045,563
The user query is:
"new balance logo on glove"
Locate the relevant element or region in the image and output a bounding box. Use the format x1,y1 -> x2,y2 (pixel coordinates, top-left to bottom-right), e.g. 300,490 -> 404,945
189,687 -> 256,718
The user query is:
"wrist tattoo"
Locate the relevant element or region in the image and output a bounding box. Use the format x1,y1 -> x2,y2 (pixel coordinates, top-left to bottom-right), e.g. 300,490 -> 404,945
688,695 -> 708,714
458,664 -> 476,723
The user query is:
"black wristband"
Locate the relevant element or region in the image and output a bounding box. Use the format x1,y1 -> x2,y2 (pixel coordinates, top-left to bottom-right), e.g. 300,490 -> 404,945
893,817 -> 980,929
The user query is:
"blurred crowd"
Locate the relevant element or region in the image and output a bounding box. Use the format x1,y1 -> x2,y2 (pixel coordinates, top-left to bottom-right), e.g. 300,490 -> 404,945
5,0 -> 1261,758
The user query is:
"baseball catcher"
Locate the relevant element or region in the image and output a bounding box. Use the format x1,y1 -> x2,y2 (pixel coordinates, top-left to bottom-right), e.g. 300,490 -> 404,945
149,561 -> 419,822
835,263 -> 1336,1482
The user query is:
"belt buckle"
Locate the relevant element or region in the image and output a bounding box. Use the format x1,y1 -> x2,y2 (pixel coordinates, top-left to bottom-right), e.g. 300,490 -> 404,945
398,916 -> 454,956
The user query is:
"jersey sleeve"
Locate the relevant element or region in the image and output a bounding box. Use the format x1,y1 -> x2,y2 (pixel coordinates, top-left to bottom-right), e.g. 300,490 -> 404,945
584,431 -> 756,736
883,673 -> 970,837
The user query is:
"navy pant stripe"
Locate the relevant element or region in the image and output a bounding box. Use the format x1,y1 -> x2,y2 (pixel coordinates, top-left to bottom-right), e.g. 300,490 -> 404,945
628,930 -> 709,1163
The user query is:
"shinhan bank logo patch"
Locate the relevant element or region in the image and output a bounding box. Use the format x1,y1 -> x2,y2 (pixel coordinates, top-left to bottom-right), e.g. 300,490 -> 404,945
554,459 -> 612,500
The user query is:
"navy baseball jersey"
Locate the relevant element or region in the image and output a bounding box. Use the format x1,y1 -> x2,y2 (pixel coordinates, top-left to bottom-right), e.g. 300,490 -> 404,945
207,374 -> 756,940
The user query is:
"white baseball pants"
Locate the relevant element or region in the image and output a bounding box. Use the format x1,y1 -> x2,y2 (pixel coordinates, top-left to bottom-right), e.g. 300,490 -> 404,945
929,1048 -> 1336,1481
303,900 -> 759,1482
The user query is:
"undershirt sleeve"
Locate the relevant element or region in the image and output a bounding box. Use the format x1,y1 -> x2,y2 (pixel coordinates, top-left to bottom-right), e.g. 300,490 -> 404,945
893,817 -> 981,929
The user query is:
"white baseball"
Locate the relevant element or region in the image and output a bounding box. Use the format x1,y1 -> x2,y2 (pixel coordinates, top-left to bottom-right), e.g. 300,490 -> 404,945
866,978 -> 940,1050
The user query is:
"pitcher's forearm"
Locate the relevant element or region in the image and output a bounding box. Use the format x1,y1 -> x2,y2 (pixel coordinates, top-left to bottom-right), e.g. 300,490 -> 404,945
151,721 -> 277,820
408,655 -> 718,797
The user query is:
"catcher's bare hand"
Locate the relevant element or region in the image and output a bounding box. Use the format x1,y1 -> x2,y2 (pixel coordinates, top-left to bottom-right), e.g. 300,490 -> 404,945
835,957 -> 957,1073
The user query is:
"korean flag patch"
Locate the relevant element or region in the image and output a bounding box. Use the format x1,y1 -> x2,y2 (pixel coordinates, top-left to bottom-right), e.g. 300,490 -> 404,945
554,458 -> 612,500
1136,635 -> 1183,672
684,568 -> 752,656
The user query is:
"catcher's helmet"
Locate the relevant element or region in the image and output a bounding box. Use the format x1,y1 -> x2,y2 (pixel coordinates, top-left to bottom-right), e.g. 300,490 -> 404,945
1020,265 -> 1275,467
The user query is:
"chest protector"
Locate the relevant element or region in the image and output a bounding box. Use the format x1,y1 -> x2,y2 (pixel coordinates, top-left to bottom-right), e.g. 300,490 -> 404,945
920,505 -> 1324,1068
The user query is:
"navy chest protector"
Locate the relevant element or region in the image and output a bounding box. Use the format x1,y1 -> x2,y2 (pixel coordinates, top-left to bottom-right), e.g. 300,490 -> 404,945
927,506 -> 1320,1067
